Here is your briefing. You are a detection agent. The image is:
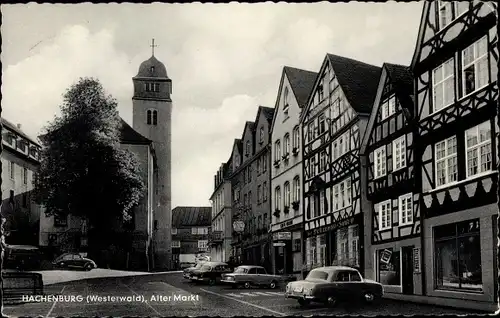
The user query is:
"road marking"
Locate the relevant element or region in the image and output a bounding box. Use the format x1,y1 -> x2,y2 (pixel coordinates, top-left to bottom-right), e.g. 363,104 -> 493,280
45,286 -> 66,318
254,292 -> 273,296
225,293 -> 243,298
240,292 -> 258,297
121,283 -> 162,316
200,288 -> 286,316
266,292 -> 284,296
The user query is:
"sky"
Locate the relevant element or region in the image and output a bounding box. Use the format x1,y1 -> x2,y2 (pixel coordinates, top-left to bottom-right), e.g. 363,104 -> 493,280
1,2 -> 423,209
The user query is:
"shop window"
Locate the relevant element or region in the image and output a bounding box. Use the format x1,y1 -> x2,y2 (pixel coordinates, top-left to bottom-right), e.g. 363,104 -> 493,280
434,219 -> 482,292
377,248 -> 401,286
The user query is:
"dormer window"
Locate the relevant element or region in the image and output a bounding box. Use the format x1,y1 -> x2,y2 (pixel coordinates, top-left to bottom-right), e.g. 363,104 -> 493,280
381,94 -> 396,120
150,66 -> 155,73
259,127 -> 265,143
147,109 -> 158,125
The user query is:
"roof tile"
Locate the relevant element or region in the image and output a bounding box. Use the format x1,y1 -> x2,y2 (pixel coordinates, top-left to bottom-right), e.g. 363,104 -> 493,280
284,66 -> 318,108
172,206 -> 212,227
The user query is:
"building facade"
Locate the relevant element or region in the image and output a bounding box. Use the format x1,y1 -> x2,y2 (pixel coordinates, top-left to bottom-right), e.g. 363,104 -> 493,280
209,161 -> 233,262
360,63 -> 422,296
171,206 -> 211,269
270,66 -> 317,277
300,54 -> 381,275
1,119 -> 43,246
410,1 -> 498,311
229,106 -> 274,273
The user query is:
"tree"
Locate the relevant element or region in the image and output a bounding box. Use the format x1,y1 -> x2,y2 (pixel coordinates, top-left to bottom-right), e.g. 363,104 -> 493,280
33,77 -> 145,263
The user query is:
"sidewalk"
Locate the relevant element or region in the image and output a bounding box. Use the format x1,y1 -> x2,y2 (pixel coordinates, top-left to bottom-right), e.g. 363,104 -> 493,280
4,268 -> 182,286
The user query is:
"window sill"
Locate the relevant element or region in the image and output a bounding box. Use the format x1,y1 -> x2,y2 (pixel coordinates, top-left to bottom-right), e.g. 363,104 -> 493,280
398,221 -> 414,227
425,170 -> 497,194
378,226 -> 392,231
392,165 -> 406,173
458,83 -> 490,103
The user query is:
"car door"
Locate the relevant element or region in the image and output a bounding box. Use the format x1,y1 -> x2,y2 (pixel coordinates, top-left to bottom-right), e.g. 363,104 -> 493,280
73,254 -> 84,268
60,254 -> 73,267
247,267 -> 258,285
334,271 -> 353,301
348,270 -> 364,299
256,267 -> 268,285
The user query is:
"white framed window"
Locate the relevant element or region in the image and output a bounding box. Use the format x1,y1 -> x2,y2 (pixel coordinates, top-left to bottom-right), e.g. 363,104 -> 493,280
435,136 -> 458,187
462,36 -> 489,97
284,134 -> 290,155
374,146 -> 387,178
22,167 -> 28,184
318,113 -> 326,135
284,182 -> 290,208
9,161 -> 14,179
292,126 -> 300,149
333,178 -> 351,211
146,109 -> 158,125
246,140 -> 251,156
432,58 -> 455,112
309,156 -> 316,176
393,136 -> 406,171
171,228 -> 177,235
275,186 -> 281,210
378,200 -> 392,230
381,95 -> 396,120
259,127 -> 265,143
171,241 -> 180,248
274,140 -> 281,161
283,87 -> 290,117
398,193 -> 413,225
320,151 -> 327,171
307,122 -> 315,141
319,191 -> 325,216
198,240 -> 208,250
465,121 -> 492,178
309,195 -> 316,220
333,131 -> 349,160
293,176 -> 300,202
438,1 -> 453,29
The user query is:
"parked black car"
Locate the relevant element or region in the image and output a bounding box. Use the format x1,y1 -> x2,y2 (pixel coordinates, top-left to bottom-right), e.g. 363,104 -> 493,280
52,253 -> 97,271
4,244 -> 42,270
189,261 -> 232,285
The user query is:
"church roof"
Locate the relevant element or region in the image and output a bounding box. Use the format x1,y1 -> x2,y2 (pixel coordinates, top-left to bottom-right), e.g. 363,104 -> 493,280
119,118 -> 151,145
135,55 -> 169,79
327,54 -> 381,114
172,206 -> 212,227
283,66 -> 318,109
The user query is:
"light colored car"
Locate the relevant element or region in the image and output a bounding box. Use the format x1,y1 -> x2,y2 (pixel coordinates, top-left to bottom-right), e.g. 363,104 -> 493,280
221,265 -> 296,289
285,266 -> 383,307
183,262 -> 205,279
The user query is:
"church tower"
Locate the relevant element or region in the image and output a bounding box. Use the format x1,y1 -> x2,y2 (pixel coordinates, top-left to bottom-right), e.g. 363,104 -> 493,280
132,40 -> 172,270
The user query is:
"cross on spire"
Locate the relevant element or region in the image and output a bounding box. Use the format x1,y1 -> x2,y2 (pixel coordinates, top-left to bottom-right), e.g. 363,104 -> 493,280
150,38 -> 158,56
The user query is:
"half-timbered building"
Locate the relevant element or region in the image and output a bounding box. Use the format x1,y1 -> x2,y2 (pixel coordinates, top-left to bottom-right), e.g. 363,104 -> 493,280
270,66 -> 317,278
300,54 -> 381,275
411,1 -> 498,311
360,63 -> 421,297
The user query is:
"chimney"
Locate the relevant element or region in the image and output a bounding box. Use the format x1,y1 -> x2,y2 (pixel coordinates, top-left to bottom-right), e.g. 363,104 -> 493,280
17,123 -> 21,129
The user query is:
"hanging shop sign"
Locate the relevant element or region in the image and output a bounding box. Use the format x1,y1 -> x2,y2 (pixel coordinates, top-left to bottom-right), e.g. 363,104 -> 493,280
380,249 -> 392,264
273,232 -> 291,241
308,216 -> 355,237
233,220 -> 245,233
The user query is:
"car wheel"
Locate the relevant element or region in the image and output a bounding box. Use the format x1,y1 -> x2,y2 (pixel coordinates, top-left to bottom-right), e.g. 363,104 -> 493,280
269,281 -> 277,289
59,262 -> 65,268
363,292 -> 376,304
243,282 -> 251,289
298,299 -> 310,307
325,296 -> 338,307
85,263 -> 93,271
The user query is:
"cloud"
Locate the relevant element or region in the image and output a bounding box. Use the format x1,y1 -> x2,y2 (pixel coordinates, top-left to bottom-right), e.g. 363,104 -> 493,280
2,3 -> 423,209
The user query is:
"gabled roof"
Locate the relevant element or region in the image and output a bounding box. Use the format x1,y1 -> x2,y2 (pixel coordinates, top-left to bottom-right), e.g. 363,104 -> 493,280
259,106 -> 275,124
283,66 -> 318,109
171,206 -> 211,227
119,118 -> 151,145
410,2 -> 431,71
241,121 -> 255,142
360,63 -> 415,155
235,138 -> 242,154
326,54 -> 381,114
1,118 -> 40,147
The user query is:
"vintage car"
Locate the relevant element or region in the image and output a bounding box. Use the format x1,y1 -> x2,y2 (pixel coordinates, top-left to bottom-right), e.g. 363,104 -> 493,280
183,262 -> 206,279
285,266 -> 383,307
190,261 -> 232,285
221,265 -> 296,289
52,252 -> 97,271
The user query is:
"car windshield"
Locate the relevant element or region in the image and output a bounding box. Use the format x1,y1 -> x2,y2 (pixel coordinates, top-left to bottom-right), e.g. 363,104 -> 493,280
234,267 -> 248,274
306,270 -> 329,281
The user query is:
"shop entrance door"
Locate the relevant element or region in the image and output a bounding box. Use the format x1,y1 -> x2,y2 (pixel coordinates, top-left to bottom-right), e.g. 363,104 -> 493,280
401,246 -> 414,295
